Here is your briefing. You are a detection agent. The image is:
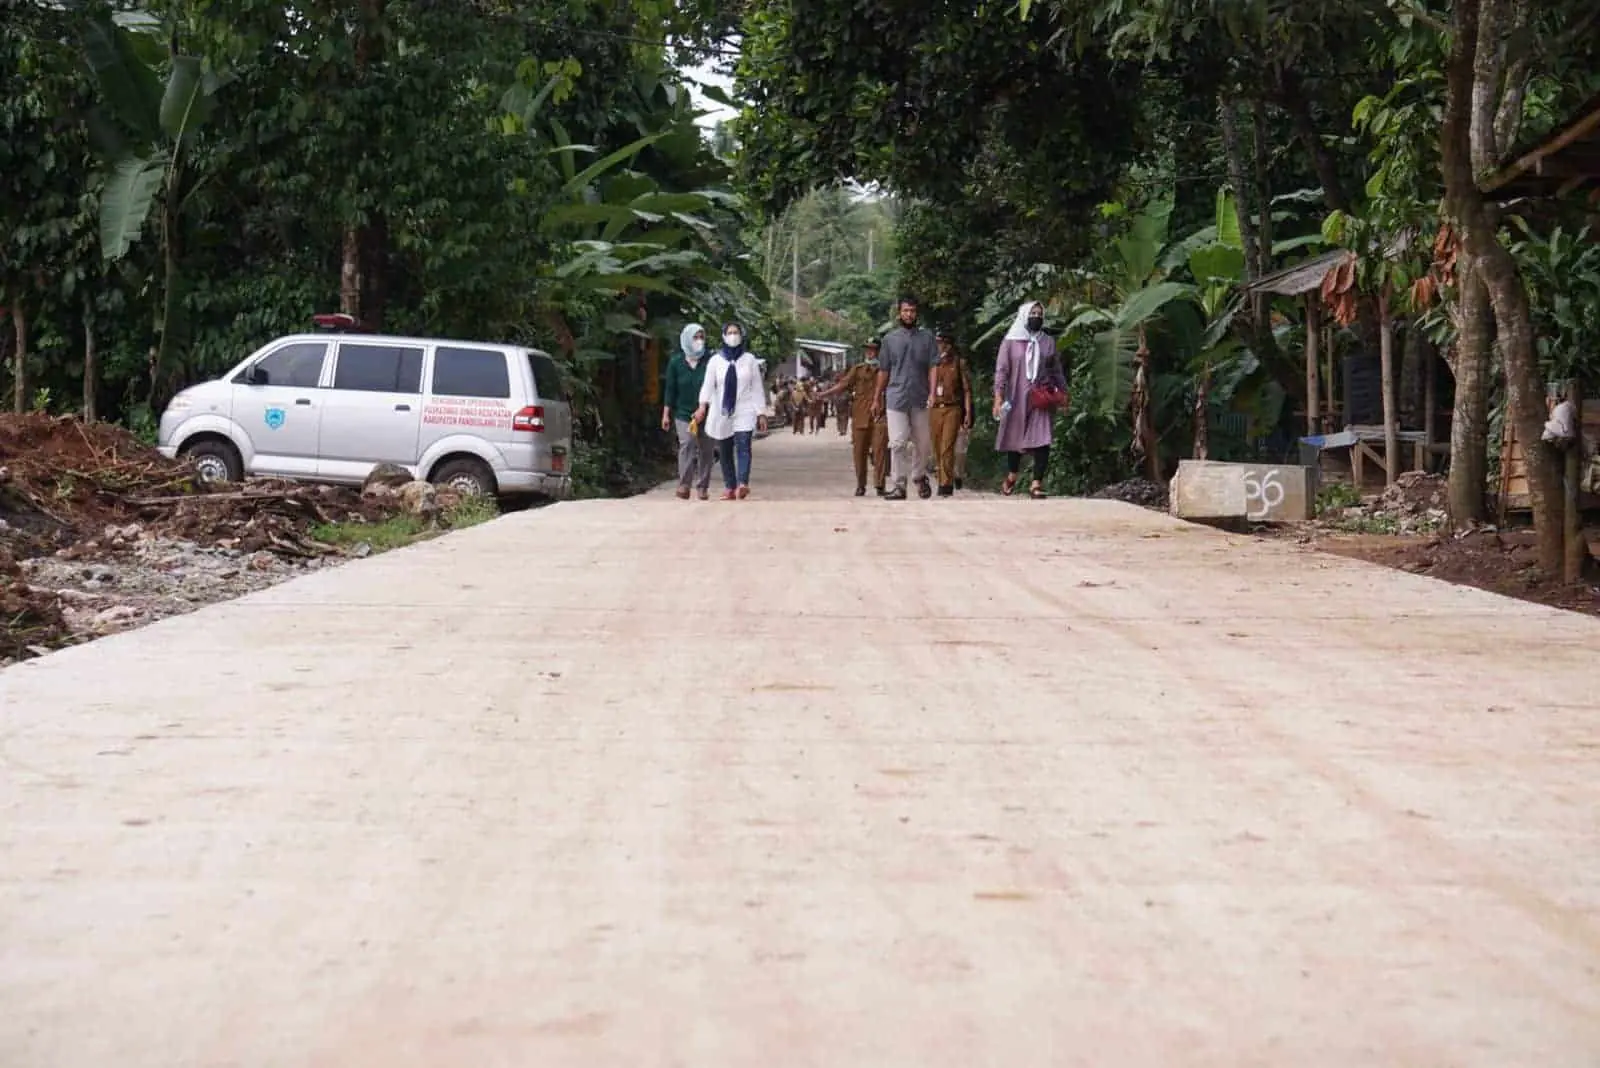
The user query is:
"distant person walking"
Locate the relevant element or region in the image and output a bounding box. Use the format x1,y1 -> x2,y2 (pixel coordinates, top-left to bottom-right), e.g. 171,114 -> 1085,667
926,327 -> 973,497
873,295 -> 937,501
694,321 -> 769,500
993,299 -> 1068,499
661,322 -> 714,500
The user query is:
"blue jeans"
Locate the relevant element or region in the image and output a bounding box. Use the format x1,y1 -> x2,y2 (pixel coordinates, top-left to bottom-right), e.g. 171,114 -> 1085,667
716,431 -> 753,490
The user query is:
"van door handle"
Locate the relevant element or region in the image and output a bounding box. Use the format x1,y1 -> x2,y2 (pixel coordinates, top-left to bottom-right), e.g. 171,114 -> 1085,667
394,403 -> 411,412
295,398 -> 312,406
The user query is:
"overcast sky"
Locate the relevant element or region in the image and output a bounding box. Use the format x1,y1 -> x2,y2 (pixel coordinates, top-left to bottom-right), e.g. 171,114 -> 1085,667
682,56 -> 737,130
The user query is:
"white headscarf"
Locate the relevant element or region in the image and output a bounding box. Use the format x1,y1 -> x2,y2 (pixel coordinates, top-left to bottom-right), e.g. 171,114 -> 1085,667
1002,300 -> 1044,381
680,322 -> 705,368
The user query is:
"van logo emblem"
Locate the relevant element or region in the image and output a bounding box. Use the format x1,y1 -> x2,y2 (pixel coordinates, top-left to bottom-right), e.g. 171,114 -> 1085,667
264,407 -> 286,430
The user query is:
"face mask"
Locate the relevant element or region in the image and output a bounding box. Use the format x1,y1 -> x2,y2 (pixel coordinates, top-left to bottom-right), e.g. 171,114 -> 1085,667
723,331 -> 742,348
690,337 -> 705,356
864,356 -> 878,366
1026,315 -> 1044,332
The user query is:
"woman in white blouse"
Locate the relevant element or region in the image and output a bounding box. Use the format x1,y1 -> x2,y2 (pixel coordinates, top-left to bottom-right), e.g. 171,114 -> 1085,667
693,321 -> 769,500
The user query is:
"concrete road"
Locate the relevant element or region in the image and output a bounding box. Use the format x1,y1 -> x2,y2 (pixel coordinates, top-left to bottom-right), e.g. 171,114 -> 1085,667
3,431 -> 1599,1067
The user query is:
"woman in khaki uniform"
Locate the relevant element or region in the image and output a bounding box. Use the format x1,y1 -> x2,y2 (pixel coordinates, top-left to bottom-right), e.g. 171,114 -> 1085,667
926,328 -> 974,497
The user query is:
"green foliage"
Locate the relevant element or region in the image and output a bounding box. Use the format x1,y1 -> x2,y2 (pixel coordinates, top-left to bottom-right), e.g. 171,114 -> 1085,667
1509,222 -> 1600,386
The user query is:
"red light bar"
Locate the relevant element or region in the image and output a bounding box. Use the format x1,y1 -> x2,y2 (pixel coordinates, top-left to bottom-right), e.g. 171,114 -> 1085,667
312,313 -> 358,330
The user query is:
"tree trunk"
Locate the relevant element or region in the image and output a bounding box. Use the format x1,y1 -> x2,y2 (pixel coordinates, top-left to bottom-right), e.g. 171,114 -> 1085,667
1219,99 -> 1263,282
10,297 -> 26,415
1277,74 -> 1353,213
83,297 -> 98,421
340,225 -> 364,322
361,214 -> 389,331
1564,381 -> 1584,583
1378,289 -> 1398,487
1448,265 -> 1492,526
1193,365 -> 1210,461
1442,0 -> 1561,572
1251,97 -> 1273,277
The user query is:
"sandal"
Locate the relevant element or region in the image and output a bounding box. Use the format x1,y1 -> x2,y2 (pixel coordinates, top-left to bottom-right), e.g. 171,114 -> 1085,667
1001,473 -> 1019,496
1030,483 -> 1047,499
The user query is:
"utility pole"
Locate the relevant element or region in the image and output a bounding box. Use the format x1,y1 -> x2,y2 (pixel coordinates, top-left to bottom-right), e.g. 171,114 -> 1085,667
867,228 -> 875,273
792,225 -> 800,314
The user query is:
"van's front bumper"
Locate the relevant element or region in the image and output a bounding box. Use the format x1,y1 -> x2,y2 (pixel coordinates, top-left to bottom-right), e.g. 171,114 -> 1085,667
157,446 -> 178,460
498,470 -> 573,499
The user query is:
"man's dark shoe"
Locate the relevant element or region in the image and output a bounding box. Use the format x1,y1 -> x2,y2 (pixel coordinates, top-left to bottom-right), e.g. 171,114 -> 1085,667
916,477 -> 932,500
854,485 -> 867,497
876,485 -> 887,496
954,479 -> 964,491
938,483 -> 953,497
884,485 -> 908,500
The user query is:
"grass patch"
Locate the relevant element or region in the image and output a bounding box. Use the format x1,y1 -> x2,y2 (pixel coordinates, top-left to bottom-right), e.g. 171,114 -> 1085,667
311,495 -> 500,554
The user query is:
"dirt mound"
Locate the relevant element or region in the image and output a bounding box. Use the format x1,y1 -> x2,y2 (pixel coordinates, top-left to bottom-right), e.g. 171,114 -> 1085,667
1090,478 -> 1169,511
0,413 -> 441,660
1299,528 -> 1599,617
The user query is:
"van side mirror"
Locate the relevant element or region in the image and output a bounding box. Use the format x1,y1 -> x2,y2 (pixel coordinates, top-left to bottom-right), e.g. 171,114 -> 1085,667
247,365 -> 269,386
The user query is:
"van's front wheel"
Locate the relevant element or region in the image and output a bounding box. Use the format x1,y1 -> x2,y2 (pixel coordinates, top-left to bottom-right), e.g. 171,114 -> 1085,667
431,457 -> 497,498
183,438 -> 243,484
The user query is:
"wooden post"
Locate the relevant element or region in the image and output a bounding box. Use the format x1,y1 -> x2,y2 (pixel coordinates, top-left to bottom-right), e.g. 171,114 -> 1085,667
1378,289 -> 1398,487
1422,335 -> 1436,474
1304,296 -> 1321,436
83,297 -> 98,421
1323,320 -> 1336,432
11,297 -> 26,415
1564,379 -> 1584,583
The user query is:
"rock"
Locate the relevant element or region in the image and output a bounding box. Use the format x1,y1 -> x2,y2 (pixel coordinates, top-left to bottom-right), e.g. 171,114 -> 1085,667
350,542 -> 373,559
363,463 -> 415,496
93,605 -> 140,628
398,480 -> 438,518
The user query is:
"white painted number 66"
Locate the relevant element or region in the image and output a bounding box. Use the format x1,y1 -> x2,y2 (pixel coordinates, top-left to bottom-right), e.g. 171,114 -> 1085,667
1244,468 -> 1284,520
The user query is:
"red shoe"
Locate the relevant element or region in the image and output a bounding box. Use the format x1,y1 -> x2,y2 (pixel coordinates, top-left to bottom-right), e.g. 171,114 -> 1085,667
736,485 -> 750,500
720,489 -> 737,501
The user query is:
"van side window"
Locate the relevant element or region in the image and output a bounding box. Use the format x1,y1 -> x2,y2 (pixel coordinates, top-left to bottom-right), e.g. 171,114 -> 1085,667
525,351 -> 564,399
238,342 -> 328,387
333,343 -> 424,393
432,347 -> 511,399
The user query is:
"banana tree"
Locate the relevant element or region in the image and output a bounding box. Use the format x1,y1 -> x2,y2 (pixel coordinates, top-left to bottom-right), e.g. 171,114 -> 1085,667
80,9 -> 223,403
1067,198 -> 1194,480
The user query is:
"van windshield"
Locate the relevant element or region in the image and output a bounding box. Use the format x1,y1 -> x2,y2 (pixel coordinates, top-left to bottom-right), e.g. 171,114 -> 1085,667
525,350 -> 565,400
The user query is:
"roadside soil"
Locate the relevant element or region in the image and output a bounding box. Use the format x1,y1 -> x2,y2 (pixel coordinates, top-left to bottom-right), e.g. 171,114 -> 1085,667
0,413 -> 463,663
1248,471 -> 1600,617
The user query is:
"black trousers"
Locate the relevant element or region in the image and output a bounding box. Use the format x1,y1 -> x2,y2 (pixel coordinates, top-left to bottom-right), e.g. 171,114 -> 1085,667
1006,445 -> 1050,481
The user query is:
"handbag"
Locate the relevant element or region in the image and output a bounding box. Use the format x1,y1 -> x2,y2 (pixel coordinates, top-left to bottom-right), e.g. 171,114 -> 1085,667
1024,348 -> 1068,412
1027,384 -> 1067,411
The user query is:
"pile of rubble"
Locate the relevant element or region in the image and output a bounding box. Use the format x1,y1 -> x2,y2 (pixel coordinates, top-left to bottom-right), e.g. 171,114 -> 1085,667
1089,478 -> 1169,512
0,414 -> 470,662
1320,471 -> 1449,534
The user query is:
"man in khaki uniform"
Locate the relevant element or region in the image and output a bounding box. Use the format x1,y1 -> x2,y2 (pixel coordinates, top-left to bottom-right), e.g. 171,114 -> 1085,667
791,380 -> 810,434
926,327 -> 974,497
815,338 -> 889,496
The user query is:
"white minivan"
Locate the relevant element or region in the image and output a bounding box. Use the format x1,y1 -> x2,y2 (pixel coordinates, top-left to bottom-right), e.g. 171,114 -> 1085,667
157,326 -> 573,499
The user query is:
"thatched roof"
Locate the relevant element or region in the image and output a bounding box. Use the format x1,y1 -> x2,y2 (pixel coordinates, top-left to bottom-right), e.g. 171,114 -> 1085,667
1239,250 -> 1350,297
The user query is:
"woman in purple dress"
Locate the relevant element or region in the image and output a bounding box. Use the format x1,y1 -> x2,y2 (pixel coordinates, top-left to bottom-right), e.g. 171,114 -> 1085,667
992,299 -> 1068,498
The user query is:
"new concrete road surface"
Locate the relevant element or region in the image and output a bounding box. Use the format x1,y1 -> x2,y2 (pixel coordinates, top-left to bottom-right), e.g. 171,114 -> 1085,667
3,431 -> 1599,1067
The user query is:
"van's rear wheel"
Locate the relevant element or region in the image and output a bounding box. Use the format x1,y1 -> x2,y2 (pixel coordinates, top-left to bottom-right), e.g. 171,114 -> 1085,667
431,457 -> 496,497
183,439 -> 242,484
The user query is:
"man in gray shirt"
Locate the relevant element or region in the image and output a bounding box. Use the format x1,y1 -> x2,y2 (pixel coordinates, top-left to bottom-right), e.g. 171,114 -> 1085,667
872,295 -> 938,500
